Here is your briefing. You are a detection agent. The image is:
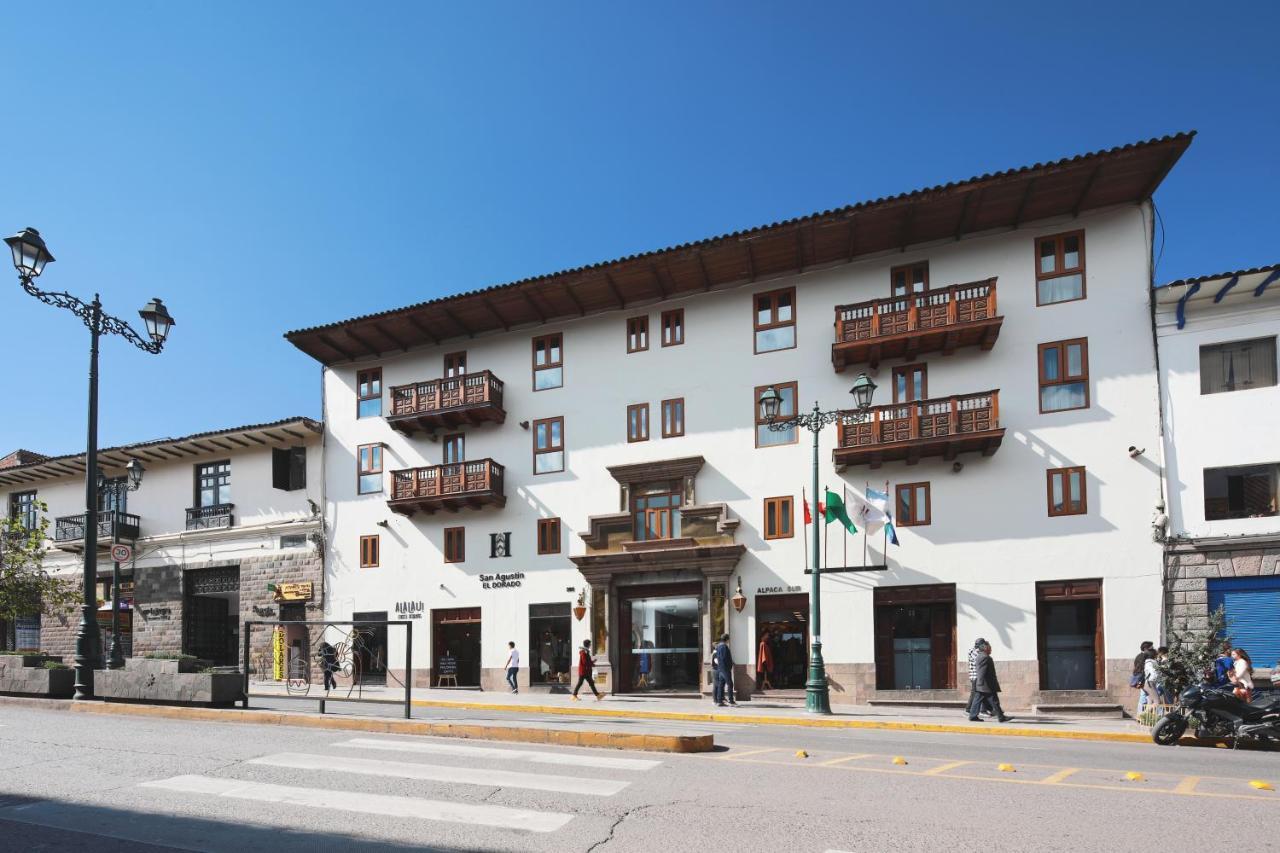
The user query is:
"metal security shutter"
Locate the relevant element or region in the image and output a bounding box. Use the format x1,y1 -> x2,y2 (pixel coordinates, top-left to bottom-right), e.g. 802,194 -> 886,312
1208,576 -> 1280,668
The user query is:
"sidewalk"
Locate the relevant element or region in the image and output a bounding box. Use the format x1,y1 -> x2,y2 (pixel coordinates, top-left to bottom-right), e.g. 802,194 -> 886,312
248,681 -> 1153,744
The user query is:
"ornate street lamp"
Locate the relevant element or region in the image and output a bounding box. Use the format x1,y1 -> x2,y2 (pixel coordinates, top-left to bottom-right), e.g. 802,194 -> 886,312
758,373 -> 876,714
99,458 -> 146,669
5,228 -> 175,699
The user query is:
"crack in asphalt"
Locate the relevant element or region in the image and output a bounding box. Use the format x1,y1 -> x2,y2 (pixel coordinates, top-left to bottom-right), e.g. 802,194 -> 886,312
585,799 -> 689,853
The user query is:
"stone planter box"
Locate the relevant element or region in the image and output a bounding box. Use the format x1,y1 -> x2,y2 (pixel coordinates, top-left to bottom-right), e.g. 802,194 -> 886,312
0,657 -> 74,698
96,658 -> 242,706
128,657 -> 207,675
0,654 -> 63,668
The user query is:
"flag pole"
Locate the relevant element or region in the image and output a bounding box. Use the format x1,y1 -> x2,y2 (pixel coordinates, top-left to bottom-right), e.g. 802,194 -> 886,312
822,484 -> 829,572
843,482 -> 849,570
802,486 -> 809,573
883,479 -> 890,557
863,481 -> 870,568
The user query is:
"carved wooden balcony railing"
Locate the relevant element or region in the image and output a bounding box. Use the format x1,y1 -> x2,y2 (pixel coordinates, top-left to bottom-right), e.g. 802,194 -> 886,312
831,279 -> 1001,371
387,370 -> 505,435
833,390 -> 1005,470
388,459 -> 506,515
53,511 -> 141,550
185,504 -> 235,531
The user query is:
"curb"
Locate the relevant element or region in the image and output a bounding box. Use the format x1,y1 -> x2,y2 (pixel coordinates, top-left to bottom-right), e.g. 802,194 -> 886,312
409,698 -> 1156,744
0,696 -> 713,754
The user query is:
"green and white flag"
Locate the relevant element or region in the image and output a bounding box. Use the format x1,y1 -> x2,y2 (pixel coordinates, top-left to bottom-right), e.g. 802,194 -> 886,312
823,488 -> 857,535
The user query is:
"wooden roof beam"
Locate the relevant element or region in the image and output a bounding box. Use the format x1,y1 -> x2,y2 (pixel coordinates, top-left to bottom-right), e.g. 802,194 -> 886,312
696,251 -> 713,291
480,297 -> 510,332
439,305 -> 474,338
344,327 -> 382,358
795,227 -> 805,272
318,334 -> 355,361
648,264 -> 668,299
745,241 -> 758,281
602,272 -> 626,309
898,203 -> 918,251
1012,178 -> 1038,228
405,314 -> 439,346
517,288 -> 547,323
1071,164 -> 1105,218
846,217 -> 859,261
223,435 -> 252,449
1140,148 -> 1183,201
560,281 -> 586,316
374,322 -> 411,353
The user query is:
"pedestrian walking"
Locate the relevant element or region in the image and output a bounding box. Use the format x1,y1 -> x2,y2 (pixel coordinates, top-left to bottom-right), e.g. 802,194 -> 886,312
1132,640 -> 1154,716
756,631 -> 774,691
965,637 -> 994,719
505,641 -> 520,694
713,633 -> 736,706
319,640 -> 338,692
571,639 -> 602,701
1142,647 -> 1163,713
1211,641 -> 1234,687
970,642 -> 1012,723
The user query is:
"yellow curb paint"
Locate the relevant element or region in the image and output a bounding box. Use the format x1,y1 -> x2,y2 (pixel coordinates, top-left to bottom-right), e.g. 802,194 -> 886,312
924,761 -> 970,776
820,754 -> 869,766
1041,768 -> 1079,785
1249,780 -> 1274,791
1175,776 -> 1201,794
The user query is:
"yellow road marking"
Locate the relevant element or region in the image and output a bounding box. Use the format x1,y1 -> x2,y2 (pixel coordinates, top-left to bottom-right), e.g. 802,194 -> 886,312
1175,776 -> 1200,794
721,747 -> 780,760
1041,768 -> 1079,784
820,753 -> 870,766
923,761 -> 971,776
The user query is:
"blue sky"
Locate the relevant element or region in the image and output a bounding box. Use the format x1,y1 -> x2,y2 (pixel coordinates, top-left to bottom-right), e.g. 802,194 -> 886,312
2,2 -> 1276,455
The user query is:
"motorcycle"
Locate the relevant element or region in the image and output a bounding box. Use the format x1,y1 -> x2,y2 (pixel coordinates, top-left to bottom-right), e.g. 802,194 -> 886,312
1152,683 -> 1280,747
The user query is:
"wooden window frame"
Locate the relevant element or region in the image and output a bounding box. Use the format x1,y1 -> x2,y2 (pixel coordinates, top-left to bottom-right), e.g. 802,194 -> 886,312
895,482 -> 932,527
444,526 -> 465,563
891,363 -> 928,404
626,316 -> 649,353
754,381 -> 798,448
753,286 -> 797,354
356,367 -> 382,418
357,444 -> 383,495
195,460 -> 231,508
1199,336 -> 1278,395
10,490 -> 38,530
359,534 -> 380,568
532,333 -> 564,391
627,403 -> 650,443
1035,230 -> 1087,306
890,262 -> 929,297
763,495 -> 794,540
1046,466 -> 1087,517
661,397 -> 685,438
537,517 -> 561,555
1038,338 -> 1090,413
532,416 -> 565,475
661,309 -> 684,347
442,433 -> 465,465
444,351 -> 467,378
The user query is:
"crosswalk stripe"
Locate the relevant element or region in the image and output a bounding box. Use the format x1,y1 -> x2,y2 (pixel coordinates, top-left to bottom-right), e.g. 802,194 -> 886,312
139,775 -> 573,833
335,737 -> 661,771
247,752 -> 629,796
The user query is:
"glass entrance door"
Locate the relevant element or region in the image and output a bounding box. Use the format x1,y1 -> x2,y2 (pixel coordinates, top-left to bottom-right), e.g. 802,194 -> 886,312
620,592 -> 701,692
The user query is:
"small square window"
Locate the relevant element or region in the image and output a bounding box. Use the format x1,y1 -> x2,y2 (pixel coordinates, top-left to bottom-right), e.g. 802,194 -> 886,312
533,417 -> 565,474
357,368 -> 382,418
1038,338 -> 1089,413
444,527 -> 465,563
1035,231 -> 1086,305
763,496 -> 794,540
661,398 -> 685,438
754,287 -> 796,353
661,309 -> 684,346
360,534 -> 380,568
891,263 -> 928,297
537,517 -> 561,555
532,334 -> 563,390
357,444 -> 383,494
896,483 -> 931,526
627,403 -> 650,443
1047,467 -> 1086,516
626,316 -> 649,353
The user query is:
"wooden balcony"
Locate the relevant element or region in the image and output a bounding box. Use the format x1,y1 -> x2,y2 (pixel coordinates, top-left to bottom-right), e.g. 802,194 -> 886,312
387,370 -> 505,435
831,279 -> 1002,371
53,511 -> 140,551
388,459 -> 506,515
833,390 -> 1004,470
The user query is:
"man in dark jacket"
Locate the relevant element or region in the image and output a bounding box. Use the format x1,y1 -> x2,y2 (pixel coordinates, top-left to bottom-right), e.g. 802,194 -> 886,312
969,642 -> 1012,722
712,633 -> 736,706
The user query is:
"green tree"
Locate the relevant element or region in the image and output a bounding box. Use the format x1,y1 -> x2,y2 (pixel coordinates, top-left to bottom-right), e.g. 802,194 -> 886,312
1156,605 -> 1230,696
0,501 -> 77,650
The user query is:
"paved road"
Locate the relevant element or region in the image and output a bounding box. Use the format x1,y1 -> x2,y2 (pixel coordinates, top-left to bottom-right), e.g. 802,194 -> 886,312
0,705 -> 1275,852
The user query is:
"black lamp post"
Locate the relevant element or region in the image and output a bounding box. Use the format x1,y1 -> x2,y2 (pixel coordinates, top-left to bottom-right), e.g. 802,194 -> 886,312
102,457 -> 145,669
758,373 -> 876,714
5,227 -> 174,700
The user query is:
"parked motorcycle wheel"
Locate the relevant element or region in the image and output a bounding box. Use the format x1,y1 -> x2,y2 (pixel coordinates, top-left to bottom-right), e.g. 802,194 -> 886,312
1152,714 -> 1187,746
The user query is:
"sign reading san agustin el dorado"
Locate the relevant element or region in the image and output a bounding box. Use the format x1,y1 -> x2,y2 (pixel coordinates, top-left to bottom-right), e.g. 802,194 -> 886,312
480,572 -> 524,590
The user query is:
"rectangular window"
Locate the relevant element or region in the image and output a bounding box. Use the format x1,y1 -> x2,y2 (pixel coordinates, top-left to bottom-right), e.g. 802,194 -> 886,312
1203,463 -> 1278,521
1200,337 -> 1277,394
1036,231 -> 1086,305
763,496 -> 794,540
537,517 -> 561,555
357,368 -> 382,418
627,403 -> 650,443
271,446 -> 306,491
360,535 -> 380,568
626,316 -> 649,353
892,364 -> 928,403
891,262 -> 929,297
9,491 -> 37,531
631,481 -> 682,541
755,381 -> 798,447
443,433 -> 464,465
661,309 -> 684,347
444,351 -> 467,378
661,398 -> 685,438
1047,467 -> 1087,516
444,527 -> 465,563
533,417 -> 565,474
754,287 -> 796,353
195,461 -> 231,508
1038,338 -> 1089,413
532,333 -> 563,390
896,482 -> 931,526
357,444 -> 383,494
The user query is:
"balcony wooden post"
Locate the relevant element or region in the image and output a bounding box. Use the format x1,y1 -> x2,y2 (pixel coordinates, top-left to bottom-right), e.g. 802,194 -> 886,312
950,395 -> 959,434
987,279 -> 997,318
947,285 -> 958,324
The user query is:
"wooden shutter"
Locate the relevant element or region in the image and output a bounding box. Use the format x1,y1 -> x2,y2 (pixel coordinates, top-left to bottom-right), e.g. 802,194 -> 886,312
930,604 -> 954,689
873,608 -> 894,690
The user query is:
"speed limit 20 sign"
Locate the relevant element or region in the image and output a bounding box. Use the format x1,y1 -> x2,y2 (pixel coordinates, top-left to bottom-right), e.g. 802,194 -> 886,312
110,543 -> 133,564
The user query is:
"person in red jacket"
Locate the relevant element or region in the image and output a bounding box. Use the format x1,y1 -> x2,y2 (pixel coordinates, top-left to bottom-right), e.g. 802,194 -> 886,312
571,639 -> 602,701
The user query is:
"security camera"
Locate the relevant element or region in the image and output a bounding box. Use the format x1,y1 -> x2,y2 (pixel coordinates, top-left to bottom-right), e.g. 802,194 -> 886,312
1128,446 -> 1145,458
376,519 -> 390,528
519,420 -> 530,430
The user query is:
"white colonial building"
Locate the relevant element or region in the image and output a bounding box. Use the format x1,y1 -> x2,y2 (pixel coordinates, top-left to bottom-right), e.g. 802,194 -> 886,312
0,418 -> 324,668
1154,263 -> 1280,671
288,134 -> 1194,710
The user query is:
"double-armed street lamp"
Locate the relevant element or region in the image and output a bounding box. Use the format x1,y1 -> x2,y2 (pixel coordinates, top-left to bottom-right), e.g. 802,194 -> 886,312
5,228 -> 175,700
758,373 -> 876,714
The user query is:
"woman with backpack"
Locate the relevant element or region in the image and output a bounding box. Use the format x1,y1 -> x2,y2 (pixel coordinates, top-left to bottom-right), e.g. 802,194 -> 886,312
571,639 -> 603,701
